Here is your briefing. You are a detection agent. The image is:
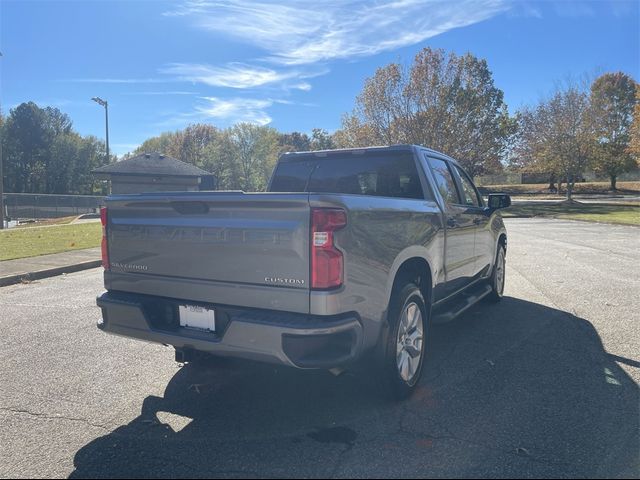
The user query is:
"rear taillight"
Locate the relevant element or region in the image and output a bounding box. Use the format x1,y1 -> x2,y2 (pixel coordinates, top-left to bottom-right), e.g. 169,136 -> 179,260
311,208 -> 347,289
100,207 -> 109,270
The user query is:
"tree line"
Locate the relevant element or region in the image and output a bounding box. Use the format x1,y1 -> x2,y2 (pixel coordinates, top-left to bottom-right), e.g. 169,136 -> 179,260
334,48 -> 638,199
130,125 -> 335,191
1,102 -> 109,195
513,72 -> 638,197
1,48 -> 638,197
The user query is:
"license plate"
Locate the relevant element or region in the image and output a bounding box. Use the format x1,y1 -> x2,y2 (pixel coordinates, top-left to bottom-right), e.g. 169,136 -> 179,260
179,305 -> 216,332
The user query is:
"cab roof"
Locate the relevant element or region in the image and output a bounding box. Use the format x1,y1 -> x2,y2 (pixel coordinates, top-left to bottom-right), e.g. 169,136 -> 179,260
279,144 -> 459,165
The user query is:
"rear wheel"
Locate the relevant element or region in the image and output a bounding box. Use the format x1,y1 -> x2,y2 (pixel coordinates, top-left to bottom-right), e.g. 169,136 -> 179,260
381,283 -> 429,400
486,243 -> 506,302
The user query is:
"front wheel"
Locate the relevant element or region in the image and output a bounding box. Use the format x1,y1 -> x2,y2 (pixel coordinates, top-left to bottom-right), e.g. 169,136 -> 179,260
486,244 -> 506,302
380,283 -> 429,400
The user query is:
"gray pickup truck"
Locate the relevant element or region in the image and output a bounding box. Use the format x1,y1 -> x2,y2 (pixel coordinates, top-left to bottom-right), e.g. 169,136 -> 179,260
97,145 -> 510,398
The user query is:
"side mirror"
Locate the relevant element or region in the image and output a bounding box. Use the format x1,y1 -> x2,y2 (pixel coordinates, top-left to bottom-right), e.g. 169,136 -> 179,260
488,193 -> 511,210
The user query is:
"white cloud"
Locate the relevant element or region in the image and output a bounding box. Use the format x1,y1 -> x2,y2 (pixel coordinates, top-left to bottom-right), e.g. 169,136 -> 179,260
67,78 -> 166,84
195,96 -> 273,125
166,0 -> 511,65
159,96 -> 316,128
121,91 -> 198,96
159,62 -> 298,89
158,62 -> 324,91
147,1 -> 511,130
292,82 -> 312,91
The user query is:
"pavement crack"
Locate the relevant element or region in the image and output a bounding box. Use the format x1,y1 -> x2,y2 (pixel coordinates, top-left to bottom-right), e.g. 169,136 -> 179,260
0,406 -> 111,432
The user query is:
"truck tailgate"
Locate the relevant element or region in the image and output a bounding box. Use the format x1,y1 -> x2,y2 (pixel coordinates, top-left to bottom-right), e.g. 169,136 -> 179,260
105,192 -> 311,311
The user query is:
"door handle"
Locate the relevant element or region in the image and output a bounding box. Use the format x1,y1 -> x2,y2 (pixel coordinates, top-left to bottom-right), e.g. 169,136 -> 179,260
446,217 -> 457,228
473,217 -> 483,225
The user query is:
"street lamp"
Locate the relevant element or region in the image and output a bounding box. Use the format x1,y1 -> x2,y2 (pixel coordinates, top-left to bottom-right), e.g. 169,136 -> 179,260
91,97 -> 110,165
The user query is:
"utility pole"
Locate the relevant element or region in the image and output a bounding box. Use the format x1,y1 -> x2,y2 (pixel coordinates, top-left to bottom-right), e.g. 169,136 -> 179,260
91,97 -> 109,164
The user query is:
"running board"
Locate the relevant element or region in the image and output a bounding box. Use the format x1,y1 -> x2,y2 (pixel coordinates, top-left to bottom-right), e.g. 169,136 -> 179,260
432,283 -> 493,324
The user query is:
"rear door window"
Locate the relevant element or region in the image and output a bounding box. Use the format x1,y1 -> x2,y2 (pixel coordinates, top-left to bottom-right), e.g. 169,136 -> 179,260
427,157 -> 460,205
452,164 -> 482,207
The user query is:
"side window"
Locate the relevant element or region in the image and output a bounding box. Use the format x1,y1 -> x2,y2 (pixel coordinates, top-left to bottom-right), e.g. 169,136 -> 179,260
453,164 -> 482,207
427,157 -> 460,205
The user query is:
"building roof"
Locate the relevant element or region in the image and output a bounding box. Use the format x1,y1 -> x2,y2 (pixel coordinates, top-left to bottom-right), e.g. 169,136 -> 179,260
93,152 -> 211,177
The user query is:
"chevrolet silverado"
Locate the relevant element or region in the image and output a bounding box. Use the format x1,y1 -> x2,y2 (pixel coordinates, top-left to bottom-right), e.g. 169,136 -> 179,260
96,145 -> 511,398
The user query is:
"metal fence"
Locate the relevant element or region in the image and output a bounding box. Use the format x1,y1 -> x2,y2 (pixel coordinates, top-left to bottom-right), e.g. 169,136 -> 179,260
474,173 -> 524,186
582,169 -> 640,182
475,169 -> 640,186
475,172 -> 556,186
2,193 -> 105,220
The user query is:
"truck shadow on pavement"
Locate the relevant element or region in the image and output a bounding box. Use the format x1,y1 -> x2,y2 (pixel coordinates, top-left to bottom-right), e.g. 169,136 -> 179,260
70,297 -> 639,478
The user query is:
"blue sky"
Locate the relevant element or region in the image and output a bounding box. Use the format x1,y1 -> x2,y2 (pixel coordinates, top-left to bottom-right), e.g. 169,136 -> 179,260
1,0 -> 638,156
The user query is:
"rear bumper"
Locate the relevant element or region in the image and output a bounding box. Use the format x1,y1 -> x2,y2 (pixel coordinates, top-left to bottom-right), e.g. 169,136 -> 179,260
96,291 -> 363,369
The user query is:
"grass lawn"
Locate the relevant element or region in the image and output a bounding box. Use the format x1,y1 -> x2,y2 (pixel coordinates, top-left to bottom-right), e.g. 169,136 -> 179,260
504,201 -> 640,226
0,222 -> 102,261
481,181 -> 640,196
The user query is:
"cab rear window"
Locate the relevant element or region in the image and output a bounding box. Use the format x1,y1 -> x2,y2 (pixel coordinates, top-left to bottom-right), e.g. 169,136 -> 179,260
270,152 -> 425,200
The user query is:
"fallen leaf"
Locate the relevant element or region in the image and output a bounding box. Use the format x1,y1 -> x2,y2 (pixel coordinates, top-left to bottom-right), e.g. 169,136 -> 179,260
416,438 -> 433,448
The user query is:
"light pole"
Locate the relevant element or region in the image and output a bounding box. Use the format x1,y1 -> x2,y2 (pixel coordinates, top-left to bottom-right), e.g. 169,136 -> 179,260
91,97 -> 109,165
0,51 -> 5,229
0,107 -> 4,229
0,109 -> 4,229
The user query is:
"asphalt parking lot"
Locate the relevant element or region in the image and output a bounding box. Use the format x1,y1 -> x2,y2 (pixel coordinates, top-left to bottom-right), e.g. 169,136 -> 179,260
1,218 -> 638,478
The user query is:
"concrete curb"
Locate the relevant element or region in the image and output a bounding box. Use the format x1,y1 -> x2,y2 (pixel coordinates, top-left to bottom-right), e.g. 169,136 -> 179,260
0,260 -> 102,287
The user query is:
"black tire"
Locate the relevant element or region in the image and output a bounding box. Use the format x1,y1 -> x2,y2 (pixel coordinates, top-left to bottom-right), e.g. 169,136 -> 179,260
486,243 -> 506,303
380,282 -> 429,400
